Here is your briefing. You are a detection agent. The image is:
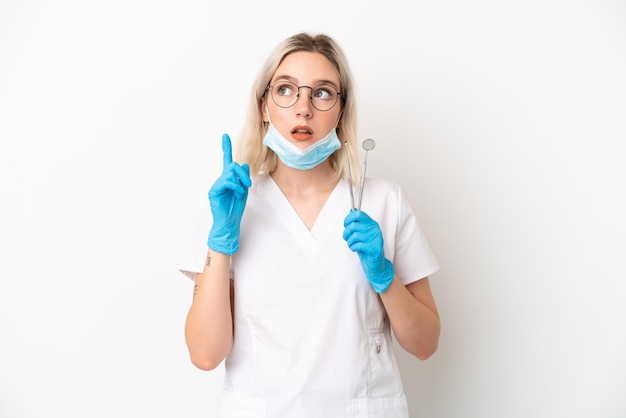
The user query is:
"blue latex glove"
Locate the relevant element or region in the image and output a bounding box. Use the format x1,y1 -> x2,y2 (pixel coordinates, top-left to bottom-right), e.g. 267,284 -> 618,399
343,209 -> 395,293
207,134 -> 252,255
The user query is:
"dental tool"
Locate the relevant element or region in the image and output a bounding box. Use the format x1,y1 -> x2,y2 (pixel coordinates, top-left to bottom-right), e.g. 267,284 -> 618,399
344,141 -> 355,209
357,138 -> 376,210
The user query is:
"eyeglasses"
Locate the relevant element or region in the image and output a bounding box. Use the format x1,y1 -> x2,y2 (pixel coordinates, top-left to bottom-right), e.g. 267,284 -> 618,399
266,81 -> 342,112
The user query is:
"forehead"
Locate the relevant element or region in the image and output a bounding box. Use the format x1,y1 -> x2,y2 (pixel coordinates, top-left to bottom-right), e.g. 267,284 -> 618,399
272,51 -> 340,85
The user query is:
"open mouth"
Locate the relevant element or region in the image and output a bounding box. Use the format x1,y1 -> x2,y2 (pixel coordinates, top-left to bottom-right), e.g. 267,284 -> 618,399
291,126 -> 314,141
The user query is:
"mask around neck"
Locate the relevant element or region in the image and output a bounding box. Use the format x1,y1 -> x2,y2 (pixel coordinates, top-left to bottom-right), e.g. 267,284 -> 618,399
263,123 -> 341,170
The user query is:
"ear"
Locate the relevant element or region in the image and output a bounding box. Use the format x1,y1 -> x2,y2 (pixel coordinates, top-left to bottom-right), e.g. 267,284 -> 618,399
261,99 -> 269,123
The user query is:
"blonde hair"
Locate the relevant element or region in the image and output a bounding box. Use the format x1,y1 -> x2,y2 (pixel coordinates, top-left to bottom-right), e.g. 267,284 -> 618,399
234,32 -> 361,180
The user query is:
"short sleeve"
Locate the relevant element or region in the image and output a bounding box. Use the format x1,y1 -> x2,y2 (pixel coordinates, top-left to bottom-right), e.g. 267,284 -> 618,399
389,186 -> 439,286
178,206 -> 212,280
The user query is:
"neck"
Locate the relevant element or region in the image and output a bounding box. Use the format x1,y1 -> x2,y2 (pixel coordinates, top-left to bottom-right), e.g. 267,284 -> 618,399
270,159 -> 337,194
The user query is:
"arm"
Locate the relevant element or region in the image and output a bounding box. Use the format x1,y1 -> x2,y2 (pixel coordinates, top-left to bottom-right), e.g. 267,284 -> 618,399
380,276 -> 440,360
184,133 -> 250,370
184,249 -> 234,370
343,209 -> 440,360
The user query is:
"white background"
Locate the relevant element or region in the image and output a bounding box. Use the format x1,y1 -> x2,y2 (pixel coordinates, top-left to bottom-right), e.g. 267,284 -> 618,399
1,0 -> 625,417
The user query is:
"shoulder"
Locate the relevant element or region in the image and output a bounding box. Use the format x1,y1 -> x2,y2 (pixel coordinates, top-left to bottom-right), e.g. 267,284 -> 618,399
364,176 -> 401,192
364,176 -> 405,202
360,176 -> 412,223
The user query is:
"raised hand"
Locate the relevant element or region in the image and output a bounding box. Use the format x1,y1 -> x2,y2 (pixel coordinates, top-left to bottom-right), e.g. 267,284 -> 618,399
207,134 -> 252,255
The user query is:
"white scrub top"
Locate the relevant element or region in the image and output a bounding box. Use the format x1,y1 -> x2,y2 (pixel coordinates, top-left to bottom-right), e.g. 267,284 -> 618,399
179,175 -> 439,418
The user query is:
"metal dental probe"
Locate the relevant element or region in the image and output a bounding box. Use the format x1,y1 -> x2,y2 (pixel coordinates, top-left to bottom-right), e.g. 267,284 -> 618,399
344,141 -> 355,209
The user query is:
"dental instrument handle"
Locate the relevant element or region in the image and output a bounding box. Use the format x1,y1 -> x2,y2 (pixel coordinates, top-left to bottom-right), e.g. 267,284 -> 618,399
357,154 -> 367,210
345,141 -> 355,209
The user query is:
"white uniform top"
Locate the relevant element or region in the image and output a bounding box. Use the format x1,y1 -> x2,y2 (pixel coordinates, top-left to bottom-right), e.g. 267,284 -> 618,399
179,175 -> 439,418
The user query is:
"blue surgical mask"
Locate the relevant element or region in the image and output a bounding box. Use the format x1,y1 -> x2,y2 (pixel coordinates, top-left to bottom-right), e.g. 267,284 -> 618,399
263,123 -> 341,170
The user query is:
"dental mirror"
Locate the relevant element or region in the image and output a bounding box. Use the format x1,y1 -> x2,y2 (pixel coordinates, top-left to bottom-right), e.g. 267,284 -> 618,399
358,139 -> 376,210
362,138 -> 376,152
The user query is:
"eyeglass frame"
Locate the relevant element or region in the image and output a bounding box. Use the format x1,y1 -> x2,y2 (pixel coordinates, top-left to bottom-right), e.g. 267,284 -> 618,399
265,81 -> 344,112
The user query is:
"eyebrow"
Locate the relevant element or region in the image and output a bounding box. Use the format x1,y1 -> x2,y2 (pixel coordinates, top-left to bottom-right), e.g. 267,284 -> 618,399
271,75 -> 340,89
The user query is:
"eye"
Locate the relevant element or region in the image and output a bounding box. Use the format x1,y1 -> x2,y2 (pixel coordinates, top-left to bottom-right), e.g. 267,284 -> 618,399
312,85 -> 336,101
274,82 -> 296,97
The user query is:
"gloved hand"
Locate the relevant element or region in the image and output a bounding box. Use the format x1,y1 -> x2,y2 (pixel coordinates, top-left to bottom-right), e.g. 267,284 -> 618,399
343,209 -> 395,293
207,133 -> 252,255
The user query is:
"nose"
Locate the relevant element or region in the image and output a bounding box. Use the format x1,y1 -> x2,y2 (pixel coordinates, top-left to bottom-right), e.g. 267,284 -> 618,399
294,86 -> 313,118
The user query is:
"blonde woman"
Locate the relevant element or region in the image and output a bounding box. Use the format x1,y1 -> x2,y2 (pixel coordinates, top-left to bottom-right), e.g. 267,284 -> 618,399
180,32 -> 440,418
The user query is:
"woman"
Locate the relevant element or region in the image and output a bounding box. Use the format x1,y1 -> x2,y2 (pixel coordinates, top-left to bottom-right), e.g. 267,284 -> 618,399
180,32 -> 440,418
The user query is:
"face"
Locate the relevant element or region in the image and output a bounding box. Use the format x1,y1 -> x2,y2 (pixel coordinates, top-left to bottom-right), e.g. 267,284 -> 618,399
262,51 -> 342,150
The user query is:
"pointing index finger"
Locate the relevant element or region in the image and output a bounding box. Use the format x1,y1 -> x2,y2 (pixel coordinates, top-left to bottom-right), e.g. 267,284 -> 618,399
221,133 -> 233,170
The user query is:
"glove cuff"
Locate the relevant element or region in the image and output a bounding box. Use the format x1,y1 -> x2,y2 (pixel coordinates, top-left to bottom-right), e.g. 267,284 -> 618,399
207,240 -> 238,255
208,228 -> 239,255
371,258 -> 394,293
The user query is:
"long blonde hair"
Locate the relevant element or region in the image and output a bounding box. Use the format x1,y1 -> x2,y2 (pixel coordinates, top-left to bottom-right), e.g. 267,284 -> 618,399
234,32 -> 360,181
